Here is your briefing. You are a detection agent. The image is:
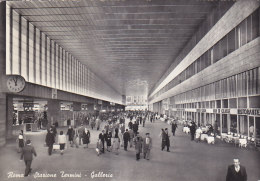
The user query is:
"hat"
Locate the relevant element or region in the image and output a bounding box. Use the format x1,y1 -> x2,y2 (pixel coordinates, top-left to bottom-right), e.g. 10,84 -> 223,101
26,140 -> 31,145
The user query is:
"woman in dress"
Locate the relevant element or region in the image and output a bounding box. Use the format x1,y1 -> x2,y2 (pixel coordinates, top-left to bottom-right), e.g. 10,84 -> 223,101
66,126 -> 74,147
82,128 -> 90,148
113,132 -> 120,155
106,131 -> 112,152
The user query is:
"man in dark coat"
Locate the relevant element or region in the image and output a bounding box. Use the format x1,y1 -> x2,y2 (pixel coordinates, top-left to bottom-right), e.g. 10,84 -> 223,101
171,121 -> 178,136
189,122 -> 196,141
45,128 -> 55,155
98,130 -> 106,153
165,128 -> 170,152
20,140 -> 37,177
132,121 -> 138,136
226,159 -> 247,181
123,129 -> 130,151
128,121 -> 133,130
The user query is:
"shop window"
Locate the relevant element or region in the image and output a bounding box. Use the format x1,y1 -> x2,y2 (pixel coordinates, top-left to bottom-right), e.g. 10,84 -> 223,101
237,72 -> 247,97
249,116 -> 254,137
246,15 -> 252,43
221,79 -> 228,98
210,101 -> 215,108
228,75 -> 237,97
238,115 -> 248,136
213,41 -> 220,63
216,100 -> 221,108
205,101 -> 210,108
222,114 -> 228,133
231,115 -> 238,133
229,98 -> 237,108
251,9 -> 259,40
200,53 -> 207,71
222,99 -> 228,108
238,97 -> 247,108
227,29 -> 236,54
249,96 -> 260,108
219,36 -> 228,59
255,117 -> 260,138
248,68 -> 258,95
215,81 -> 221,99
239,19 -> 247,46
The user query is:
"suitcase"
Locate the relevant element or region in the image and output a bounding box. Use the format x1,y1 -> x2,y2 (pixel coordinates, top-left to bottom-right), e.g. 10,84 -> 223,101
53,144 -> 60,150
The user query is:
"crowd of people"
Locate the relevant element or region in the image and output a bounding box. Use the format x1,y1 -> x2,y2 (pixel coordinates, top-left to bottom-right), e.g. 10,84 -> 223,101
17,110 -> 248,181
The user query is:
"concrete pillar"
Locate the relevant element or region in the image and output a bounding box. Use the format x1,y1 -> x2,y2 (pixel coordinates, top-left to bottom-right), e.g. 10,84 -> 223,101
73,102 -> 81,111
47,99 -> 60,126
87,103 -> 94,113
0,2 -> 6,146
6,95 -> 14,139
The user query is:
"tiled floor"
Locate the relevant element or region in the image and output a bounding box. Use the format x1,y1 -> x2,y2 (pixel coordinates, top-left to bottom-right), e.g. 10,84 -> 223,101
0,118 -> 259,181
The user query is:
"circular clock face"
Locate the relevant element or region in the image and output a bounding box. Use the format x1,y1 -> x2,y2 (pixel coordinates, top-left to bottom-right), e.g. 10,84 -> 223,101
6,75 -> 26,93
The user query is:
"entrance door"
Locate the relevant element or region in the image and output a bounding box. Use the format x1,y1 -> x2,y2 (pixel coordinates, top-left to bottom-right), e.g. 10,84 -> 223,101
238,115 -> 248,136
231,115 -> 237,133
222,114 -> 228,133
249,116 -> 254,137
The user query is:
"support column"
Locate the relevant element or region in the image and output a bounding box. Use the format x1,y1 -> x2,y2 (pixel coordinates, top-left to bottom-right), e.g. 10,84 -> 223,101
87,103 -> 94,113
0,2 -> 6,146
6,95 -> 14,139
47,99 -> 60,127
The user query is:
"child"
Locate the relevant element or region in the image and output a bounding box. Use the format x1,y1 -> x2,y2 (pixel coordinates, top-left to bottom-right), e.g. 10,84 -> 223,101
58,131 -> 66,155
96,139 -> 103,156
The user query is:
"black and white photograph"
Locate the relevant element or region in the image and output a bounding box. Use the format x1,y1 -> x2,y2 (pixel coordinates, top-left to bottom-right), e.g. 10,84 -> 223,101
0,0 -> 260,180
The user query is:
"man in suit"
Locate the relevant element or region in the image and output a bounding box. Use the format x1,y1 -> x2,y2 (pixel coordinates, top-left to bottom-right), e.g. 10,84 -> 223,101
171,120 -> 178,136
45,128 -> 55,155
78,124 -> 85,145
189,122 -> 196,141
123,129 -> 130,151
165,128 -> 170,152
226,159 -> 247,181
132,121 -> 138,136
143,133 -> 152,160
20,140 -> 37,177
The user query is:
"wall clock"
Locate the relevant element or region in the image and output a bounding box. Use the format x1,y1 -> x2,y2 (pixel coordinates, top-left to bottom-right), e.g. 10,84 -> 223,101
6,75 -> 26,93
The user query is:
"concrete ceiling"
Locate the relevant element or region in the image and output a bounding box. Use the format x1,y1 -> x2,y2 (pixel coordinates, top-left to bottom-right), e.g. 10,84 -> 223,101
8,0 -> 219,97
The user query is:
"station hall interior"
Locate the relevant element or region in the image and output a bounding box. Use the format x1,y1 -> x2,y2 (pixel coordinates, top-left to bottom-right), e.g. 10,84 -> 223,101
0,0 -> 260,181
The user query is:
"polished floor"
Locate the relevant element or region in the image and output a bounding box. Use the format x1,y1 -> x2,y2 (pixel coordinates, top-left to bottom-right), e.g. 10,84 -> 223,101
0,118 -> 260,181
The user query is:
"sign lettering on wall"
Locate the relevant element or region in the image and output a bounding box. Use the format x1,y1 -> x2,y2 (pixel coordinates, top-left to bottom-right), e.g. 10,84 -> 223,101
238,109 -> 260,116
213,109 -> 230,114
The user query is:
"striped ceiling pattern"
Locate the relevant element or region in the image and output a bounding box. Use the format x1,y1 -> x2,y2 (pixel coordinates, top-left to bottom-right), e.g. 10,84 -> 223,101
7,0 -> 218,97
